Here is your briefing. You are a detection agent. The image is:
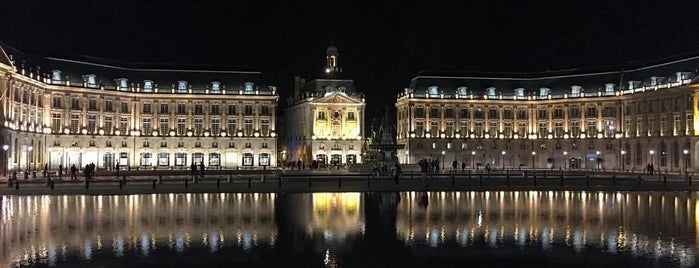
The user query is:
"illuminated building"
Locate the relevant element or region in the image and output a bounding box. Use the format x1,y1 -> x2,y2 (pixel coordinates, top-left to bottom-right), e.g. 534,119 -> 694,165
0,44 -> 278,172
285,43 -> 366,166
396,56 -> 699,173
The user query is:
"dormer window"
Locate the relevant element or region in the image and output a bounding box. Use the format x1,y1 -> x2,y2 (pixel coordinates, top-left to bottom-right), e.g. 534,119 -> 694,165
676,72 -> 692,82
51,70 -> 62,84
457,86 -> 468,97
515,88 -> 525,98
338,86 -> 346,93
177,81 -> 188,93
486,87 -> 496,97
211,81 -> 221,93
143,80 -> 153,92
427,86 -> 439,97
628,81 -> 641,90
604,83 -> 615,94
116,78 -> 128,91
244,82 -> 254,93
650,76 -> 664,86
571,85 -> 581,97
83,74 -> 97,88
539,87 -> 550,98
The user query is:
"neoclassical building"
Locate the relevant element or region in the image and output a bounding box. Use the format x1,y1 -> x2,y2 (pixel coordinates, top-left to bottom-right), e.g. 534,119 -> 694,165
0,44 -> 278,174
284,44 -> 366,167
396,56 -> 699,174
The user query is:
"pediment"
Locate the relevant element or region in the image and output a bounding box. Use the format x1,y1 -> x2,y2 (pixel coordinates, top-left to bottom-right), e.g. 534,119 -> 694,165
312,92 -> 363,104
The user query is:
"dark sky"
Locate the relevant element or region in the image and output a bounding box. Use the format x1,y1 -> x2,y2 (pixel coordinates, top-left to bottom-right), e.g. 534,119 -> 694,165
2,1 -> 699,116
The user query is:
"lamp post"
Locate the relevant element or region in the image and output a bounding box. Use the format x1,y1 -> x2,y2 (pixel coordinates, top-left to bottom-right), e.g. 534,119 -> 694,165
441,150 -> 445,171
48,147 -> 53,178
563,151 -> 568,170
595,151 -> 601,170
405,150 -> 409,164
501,151 -> 506,170
471,151 -> 476,170
649,150 -> 655,166
531,151 -> 536,169
2,145 -> 8,177
620,150 -> 626,172
683,149 -> 689,176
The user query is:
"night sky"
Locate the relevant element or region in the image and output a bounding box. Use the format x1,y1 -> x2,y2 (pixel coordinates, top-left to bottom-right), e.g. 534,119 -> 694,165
2,1 -> 699,117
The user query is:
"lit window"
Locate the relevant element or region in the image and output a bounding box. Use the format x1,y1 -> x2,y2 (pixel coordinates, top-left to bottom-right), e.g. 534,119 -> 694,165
177,81 -> 188,93
143,80 -> 154,92
51,70 -> 62,83
244,82 -> 254,93
116,78 -> 128,91
83,74 -> 98,88
428,86 -> 439,97
211,81 -> 221,92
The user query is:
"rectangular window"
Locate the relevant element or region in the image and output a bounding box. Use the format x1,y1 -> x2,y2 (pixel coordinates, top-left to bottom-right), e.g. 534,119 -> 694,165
586,106 -> 597,117
88,99 -> 98,111
160,104 -> 169,114
70,114 -> 80,134
194,104 -> 203,115
178,141 -> 185,148
475,122 -> 483,137
317,111 -> 326,120
177,104 -> 186,114
71,98 -> 81,110
517,121 -> 526,136
429,121 -> 439,137
51,113 -> 61,132
554,122 -> 563,138
445,109 -> 454,118
553,107 -> 564,119
459,120 -> 469,136
194,118 -> 203,136
503,110 -> 513,119
177,118 -> 186,136
261,119 -> 270,136
415,107 -> 425,118
489,121 -> 498,137
538,122 -> 547,138
503,122 -> 512,138
211,104 -> 220,115
159,118 -> 169,133
52,96 -> 62,108
347,111 -> 356,120
119,117 -> 129,134
458,108 -> 468,118
143,103 -> 152,114
260,106 -> 270,116
211,118 -> 220,136
488,109 -> 498,119
586,120 -> 597,136
537,109 -> 547,119
445,121 -> 454,137
104,116 -> 112,134
415,121 -> 424,136
429,108 -> 439,118
142,118 -> 152,135
105,100 -> 113,112
87,115 -> 97,133
569,107 -> 580,118
244,105 -> 254,115
121,141 -> 128,147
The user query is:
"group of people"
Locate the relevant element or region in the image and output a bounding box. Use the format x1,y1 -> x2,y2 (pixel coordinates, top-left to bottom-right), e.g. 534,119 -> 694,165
48,163 -> 94,181
646,162 -> 655,175
417,158 -> 441,174
190,162 -> 206,177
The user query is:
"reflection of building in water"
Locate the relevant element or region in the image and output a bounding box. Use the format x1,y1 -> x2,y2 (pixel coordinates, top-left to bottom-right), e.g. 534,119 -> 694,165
396,191 -> 697,267
311,192 -> 362,239
0,193 -> 277,266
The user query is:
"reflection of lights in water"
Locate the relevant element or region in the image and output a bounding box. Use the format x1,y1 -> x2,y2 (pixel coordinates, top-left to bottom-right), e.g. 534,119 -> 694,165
476,210 -> 483,227
175,235 -> 185,253
489,228 -> 499,248
209,232 -> 219,252
113,235 -> 125,257
573,230 -> 583,252
47,243 -> 57,267
242,232 -> 253,250
457,228 -> 469,247
83,240 -> 92,260
428,228 -> 439,248
140,234 -> 150,256
606,231 -> 618,253
541,228 -> 551,250
323,230 -> 333,241
323,249 -> 337,267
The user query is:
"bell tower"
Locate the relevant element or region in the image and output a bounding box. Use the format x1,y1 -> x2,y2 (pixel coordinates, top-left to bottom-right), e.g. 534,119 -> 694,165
324,41 -> 341,74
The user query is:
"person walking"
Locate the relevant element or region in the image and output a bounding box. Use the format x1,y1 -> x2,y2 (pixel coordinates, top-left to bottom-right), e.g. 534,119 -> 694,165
199,162 -> 205,178
452,160 -> 458,173
70,164 -> 77,181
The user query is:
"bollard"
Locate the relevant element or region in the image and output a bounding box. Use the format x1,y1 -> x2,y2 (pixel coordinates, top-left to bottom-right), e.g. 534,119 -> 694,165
587,175 -> 590,187
261,173 -> 265,182
228,175 -> 232,183
50,180 -> 54,190
152,180 -> 157,189
122,175 -> 127,185
217,179 -> 220,189
193,175 -> 198,184
367,176 -> 371,187
248,177 -> 252,188
119,180 -> 123,189
638,176 -> 642,187
158,175 -> 163,184
185,179 -> 189,189
15,180 -> 19,190
612,176 -> 616,186
663,175 -> 667,185
278,176 -> 282,188
533,174 -> 537,186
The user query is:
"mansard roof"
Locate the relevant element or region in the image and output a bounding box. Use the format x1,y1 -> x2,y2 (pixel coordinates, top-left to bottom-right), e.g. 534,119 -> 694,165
0,42 -> 276,94
408,55 -> 699,97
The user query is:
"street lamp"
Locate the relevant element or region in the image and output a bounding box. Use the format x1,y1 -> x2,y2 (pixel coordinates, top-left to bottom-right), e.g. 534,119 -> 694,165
471,151 -> 476,170
620,150 -> 626,172
595,151 -> 601,170
441,150 -> 445,171
649,150 -> 655,165
531,151 -> 536,169
48,147 -> 53,177
2,145 -> 8,177
563,151 -> 568,170
683,149 -> 689,176
501,151 -> 506,170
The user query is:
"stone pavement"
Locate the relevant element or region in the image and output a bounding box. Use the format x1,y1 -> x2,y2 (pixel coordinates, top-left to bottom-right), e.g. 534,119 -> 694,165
0,169 -> 696,195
